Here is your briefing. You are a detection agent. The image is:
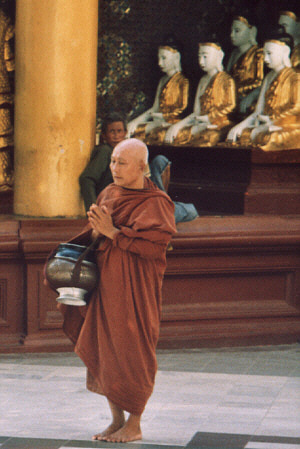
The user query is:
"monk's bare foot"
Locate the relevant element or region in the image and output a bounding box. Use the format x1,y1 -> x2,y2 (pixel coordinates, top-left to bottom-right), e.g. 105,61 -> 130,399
103,421 -> 142,443
92,422 -> 124,441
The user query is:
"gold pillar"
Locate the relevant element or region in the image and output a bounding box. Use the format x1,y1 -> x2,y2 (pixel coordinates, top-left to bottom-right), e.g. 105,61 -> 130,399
14,0 -> 98,216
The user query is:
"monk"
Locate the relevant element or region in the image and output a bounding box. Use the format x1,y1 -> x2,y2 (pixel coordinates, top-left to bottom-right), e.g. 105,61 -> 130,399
56,138 -> 176,443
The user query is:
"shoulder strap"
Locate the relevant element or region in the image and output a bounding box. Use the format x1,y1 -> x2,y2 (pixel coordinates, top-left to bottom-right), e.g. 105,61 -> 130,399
71,236 -> 101,285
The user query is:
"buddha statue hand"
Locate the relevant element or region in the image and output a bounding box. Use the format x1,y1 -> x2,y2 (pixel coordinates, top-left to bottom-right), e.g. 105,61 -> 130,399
250,124 -> 270,140
256,114 -> 272,126
164,123 -> 182,143
194,115 -> 216,131
191,123 -> 209,136
248,115 -> 274,140
227,122 -> 246,142
250,121 -> 282,141
227,112 -> 257,142
164,125 -> 180,143
127,120 -> 139,137
195,115 -> 210,124
150,112 -> 164,121
269,125 -> 283,132
127,111 -> 152,137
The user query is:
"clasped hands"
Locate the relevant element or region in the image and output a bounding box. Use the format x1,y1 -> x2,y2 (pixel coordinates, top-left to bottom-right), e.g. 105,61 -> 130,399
87,204 -> 118,240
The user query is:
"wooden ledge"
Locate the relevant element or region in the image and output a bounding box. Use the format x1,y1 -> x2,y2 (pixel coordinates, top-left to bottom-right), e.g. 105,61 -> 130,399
173,215 -> 300,249
0,214 -> 300,351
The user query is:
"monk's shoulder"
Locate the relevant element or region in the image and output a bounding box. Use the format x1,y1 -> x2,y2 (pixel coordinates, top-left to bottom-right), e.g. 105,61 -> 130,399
143,190 -> 174,213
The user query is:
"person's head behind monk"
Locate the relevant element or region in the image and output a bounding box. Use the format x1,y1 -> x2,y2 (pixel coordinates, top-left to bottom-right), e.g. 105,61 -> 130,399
101,112 -> 127,148
110,138 -> 148,189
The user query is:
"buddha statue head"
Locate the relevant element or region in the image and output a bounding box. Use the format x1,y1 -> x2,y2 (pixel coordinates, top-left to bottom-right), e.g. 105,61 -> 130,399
230,15 -> 257,48
198,41 -> 224,74
264,30 -> 294,71
158,36 -> 182,76
278,11 -> 298,38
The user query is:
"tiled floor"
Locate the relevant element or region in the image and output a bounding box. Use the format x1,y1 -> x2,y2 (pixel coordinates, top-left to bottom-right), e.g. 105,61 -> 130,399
1,344 -> 300,448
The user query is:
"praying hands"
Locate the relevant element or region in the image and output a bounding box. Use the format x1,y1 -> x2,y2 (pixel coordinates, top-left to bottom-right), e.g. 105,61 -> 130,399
87,204 -> 118,240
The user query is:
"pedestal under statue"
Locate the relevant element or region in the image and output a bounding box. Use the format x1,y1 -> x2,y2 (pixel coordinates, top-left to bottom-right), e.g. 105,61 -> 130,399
278,10 -> 300,68
165,41 -> 236,147
227,32 -> 300,152
226,15 -> 264,114
127,37 -> 189,144
0,8 -> 14,192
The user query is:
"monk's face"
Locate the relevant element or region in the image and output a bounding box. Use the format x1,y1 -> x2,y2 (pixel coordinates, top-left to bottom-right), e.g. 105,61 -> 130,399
110,144 -> 145,189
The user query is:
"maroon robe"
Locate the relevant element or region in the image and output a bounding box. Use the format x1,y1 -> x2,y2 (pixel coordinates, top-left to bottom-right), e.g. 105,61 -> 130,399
59,177 -> 176,415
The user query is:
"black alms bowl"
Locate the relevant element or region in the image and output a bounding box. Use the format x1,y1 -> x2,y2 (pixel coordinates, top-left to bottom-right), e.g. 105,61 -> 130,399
45,243 -> 98,306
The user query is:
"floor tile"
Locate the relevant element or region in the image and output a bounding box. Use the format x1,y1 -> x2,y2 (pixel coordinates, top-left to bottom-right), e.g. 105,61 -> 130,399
186,431 -> 251,448
1,344 -> 300,447
63,442 -> 182,449
246,443 -> 300,449
0,437 -> 67,449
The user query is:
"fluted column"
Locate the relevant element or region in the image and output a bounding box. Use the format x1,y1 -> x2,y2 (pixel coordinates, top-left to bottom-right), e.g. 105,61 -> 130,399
14,0 -> 98,216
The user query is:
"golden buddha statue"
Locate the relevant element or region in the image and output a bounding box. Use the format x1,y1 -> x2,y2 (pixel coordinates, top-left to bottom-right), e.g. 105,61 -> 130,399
127,37 -> 189,144
278,11 -> 300,68
0,8 -> 14,191
226,15 -> 264,114
164,41 -> 236,147
227,32 -> 300,152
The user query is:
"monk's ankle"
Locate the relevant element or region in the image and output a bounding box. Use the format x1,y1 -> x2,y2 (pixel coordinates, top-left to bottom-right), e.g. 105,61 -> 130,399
112,416 -> 125,428
126,413 -> 141,431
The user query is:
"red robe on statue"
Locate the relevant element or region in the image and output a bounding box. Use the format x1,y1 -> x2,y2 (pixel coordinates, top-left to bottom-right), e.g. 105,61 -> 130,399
58,177 -> 176,415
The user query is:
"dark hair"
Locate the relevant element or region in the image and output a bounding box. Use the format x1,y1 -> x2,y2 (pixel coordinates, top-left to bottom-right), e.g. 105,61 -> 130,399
265,27 -> 294,50
102,112 -> 127,134
159,34 -> 182,54
198,34 -> 222,48
231,11 -> 258,28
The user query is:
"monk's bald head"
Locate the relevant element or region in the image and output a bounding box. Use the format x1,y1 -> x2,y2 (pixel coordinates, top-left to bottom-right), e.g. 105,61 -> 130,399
112,138 -> 148,165
110,138 -> 148,189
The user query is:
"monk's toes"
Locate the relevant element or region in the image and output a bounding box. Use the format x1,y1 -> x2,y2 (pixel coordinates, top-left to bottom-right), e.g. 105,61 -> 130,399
92,434 -> 105,440
102,434 -> 121,443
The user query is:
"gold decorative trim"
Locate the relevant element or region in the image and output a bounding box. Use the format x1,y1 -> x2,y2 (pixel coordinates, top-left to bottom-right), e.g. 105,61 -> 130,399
265,39 -> 286,46
280,11 -> 297,22
199,42 -> 221,51
159,46 -> 178,53
233,16 -> 252,28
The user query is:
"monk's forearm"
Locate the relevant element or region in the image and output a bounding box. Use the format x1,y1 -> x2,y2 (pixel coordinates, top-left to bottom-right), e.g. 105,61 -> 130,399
112,231 -> 168,259
92,229 -> 100,240
92,226 -> 118,240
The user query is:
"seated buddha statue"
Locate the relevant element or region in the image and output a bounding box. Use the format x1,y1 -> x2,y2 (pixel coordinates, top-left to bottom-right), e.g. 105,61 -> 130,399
127,37 -> 189,144
0,7 -> 14,191
226,14 -> 264,114
227,31 -> 300,152
278,10 -> 300,68
164,40 -> 236,147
